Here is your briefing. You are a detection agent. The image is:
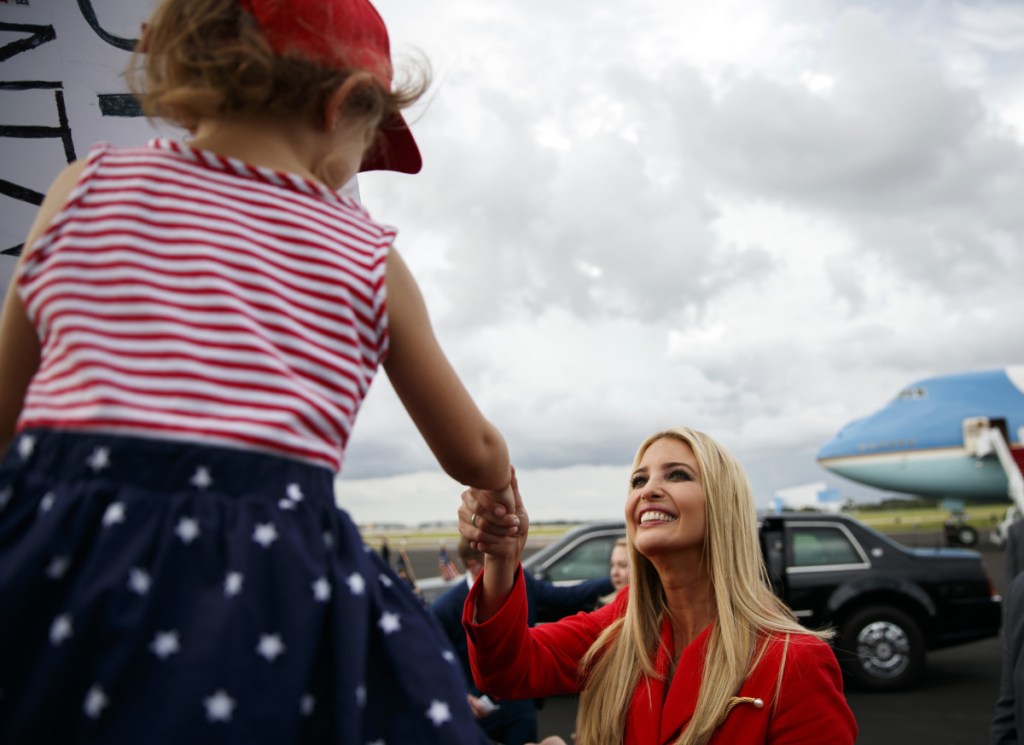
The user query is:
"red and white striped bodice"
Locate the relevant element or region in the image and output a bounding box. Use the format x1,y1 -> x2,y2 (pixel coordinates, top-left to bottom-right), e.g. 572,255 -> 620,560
17,139 -> 392,473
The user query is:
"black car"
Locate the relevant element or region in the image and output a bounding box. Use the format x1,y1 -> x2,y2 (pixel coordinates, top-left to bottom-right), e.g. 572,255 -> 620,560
458,513 -> 1001,691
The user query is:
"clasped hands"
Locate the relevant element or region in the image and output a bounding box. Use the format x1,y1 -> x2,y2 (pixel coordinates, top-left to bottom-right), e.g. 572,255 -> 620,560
459,466 -> 530,563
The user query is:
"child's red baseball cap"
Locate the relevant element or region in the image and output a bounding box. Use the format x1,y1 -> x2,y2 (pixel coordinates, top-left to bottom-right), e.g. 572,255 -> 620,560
241,0 -> 422,174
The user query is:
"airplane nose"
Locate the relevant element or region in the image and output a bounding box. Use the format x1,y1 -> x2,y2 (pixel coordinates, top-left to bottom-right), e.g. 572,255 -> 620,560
817,418 -> 865,462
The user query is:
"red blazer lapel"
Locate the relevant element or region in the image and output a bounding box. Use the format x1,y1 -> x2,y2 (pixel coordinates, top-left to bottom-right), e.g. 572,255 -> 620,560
658,623 -> 711,744
624,620 -> 710,745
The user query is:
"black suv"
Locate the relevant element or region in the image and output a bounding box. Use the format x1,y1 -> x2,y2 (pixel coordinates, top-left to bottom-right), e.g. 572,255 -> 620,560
500,513 -> 1002,691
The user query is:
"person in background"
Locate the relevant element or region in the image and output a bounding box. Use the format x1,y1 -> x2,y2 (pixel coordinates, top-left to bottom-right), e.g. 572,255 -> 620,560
1006,519 -> 1024,581
431,538 -> 612,745
0,0 -> 514,741
459,427 -> 857,745
598,537 -> 630,607
992,571 -> 1024,743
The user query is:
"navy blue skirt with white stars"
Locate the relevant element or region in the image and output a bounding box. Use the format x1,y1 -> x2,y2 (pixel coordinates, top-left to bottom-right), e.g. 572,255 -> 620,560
0,429 -> 488,745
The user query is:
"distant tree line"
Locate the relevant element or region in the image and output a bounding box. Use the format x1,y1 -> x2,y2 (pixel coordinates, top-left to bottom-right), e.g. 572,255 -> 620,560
850,496 -> 941,512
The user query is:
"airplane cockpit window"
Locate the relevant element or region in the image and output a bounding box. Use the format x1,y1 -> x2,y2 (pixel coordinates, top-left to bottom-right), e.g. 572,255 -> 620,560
895,386 -> 927,401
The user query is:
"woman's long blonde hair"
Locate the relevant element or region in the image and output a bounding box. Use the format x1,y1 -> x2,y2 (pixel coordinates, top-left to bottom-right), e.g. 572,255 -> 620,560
575,427 -> 832,745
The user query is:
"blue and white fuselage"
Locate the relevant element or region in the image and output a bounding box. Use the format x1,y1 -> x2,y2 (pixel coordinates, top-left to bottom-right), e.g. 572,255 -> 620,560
817,367 -> 1024,501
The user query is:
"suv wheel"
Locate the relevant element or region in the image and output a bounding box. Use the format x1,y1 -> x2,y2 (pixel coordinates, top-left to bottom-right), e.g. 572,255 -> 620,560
956,525 -> 978,547
838,605 -> 925,691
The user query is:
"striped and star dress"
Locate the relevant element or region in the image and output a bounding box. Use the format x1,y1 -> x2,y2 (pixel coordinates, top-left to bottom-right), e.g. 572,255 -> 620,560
0,140 -> 487,744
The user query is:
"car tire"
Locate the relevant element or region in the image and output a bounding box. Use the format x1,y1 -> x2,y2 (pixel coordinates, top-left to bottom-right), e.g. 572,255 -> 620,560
956,525 -> 978,547
837,605 -> 925,691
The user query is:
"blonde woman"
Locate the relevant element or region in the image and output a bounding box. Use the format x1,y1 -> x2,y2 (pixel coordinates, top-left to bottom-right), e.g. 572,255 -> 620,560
459,428 -> 857,745
598,537 -> 630,608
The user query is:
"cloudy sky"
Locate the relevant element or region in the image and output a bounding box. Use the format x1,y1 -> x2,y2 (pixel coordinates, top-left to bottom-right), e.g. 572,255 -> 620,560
339,0 -> 1024,524
2,0 -> 1023,526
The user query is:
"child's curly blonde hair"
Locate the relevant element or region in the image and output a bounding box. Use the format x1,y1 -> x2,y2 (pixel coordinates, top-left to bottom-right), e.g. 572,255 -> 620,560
126,0 -> 428,160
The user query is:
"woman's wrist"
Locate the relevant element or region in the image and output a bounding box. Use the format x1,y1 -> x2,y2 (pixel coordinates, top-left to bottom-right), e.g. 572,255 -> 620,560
485,553 -> 521,575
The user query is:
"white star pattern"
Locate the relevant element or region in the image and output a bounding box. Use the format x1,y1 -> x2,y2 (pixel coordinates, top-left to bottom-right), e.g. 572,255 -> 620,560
442,650 -> 456,664
46,555 -> 70,580
127,567 -> 151,595
312,577 -> 331,602
224,572 -> 244,597
322,531 -> 334,548
277,498 -> 296,511
203,689 -> 235,722
346,573 -> 365,596
300,693 -> 315,716
175,517 -> 200,544
83,685 -> 109,719
150,630 -> 181,659
17,434 -> 35,459
0,486 -> 12,511
39,492 -> 55,513
378,611 -> 401,635
86,447 -> 111,473
286,483 -> 304,502
101,501 -> 125,527
367,740 -> 385,745
50,613 -> 73,645
425,700 -> 452,727
355,685 -> 366,708
379,574 -> 393,588
252,523 -> 278,549
256,633 -> 285,662
190,466 -> 213,490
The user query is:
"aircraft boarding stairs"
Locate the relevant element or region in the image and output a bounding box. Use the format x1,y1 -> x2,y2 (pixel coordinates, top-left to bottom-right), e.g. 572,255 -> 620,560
964,417 -> 1024,547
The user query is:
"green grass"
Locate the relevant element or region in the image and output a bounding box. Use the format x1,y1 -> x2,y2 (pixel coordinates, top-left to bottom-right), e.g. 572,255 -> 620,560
845,504 -> 1009,533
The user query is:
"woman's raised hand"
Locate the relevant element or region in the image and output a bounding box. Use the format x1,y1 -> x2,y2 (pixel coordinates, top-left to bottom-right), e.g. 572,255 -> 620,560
459,466 -> 529,564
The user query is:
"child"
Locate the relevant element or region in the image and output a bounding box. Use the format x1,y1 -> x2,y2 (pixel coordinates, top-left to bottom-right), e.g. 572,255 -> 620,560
0,0 -> 516,742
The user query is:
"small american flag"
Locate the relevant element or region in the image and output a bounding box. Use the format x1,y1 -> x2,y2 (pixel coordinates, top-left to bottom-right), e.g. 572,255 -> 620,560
438,541 -> 461,580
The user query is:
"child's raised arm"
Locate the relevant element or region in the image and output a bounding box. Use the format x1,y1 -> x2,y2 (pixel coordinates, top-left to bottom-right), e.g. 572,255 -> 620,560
382,247 -> 512,494
0,161 -> 85,452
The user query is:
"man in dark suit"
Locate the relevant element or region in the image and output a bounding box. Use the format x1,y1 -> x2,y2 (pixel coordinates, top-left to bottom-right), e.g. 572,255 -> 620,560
1006,516 -> 1024,582
992,571 -> 1024,743
431,538 -> 613,745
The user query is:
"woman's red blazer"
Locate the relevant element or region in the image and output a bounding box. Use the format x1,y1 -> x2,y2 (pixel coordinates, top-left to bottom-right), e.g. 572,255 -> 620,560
463,566 -> 857,744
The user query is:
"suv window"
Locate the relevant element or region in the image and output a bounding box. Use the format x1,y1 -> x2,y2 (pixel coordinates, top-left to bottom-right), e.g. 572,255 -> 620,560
543,535 -> 620,581
788,525 -> 866,568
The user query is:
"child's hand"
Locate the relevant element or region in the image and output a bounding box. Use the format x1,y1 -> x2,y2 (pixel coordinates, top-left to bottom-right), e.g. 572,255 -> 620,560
487,466 -> 516,516
459,467 -> 529,563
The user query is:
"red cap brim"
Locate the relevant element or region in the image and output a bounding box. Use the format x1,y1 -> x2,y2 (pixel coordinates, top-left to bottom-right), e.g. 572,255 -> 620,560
361,112 -> 422,174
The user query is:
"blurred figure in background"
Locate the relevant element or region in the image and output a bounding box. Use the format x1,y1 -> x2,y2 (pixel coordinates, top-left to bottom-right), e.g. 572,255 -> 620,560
598,537 -> 630,607
992,571 -> 1024,743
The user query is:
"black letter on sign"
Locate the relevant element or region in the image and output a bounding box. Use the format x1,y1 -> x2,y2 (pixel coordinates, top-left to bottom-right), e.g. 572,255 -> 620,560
0,21 -> 56,62
77,0 -> 139,52
0,81 -> 76,256
0,22 -> 75,256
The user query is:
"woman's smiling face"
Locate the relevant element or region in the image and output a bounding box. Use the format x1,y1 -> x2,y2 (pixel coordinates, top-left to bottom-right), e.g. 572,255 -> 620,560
625,437 -> 707,562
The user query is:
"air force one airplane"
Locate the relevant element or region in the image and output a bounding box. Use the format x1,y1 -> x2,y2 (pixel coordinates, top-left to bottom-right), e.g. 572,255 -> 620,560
816,366 -> 1024,520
